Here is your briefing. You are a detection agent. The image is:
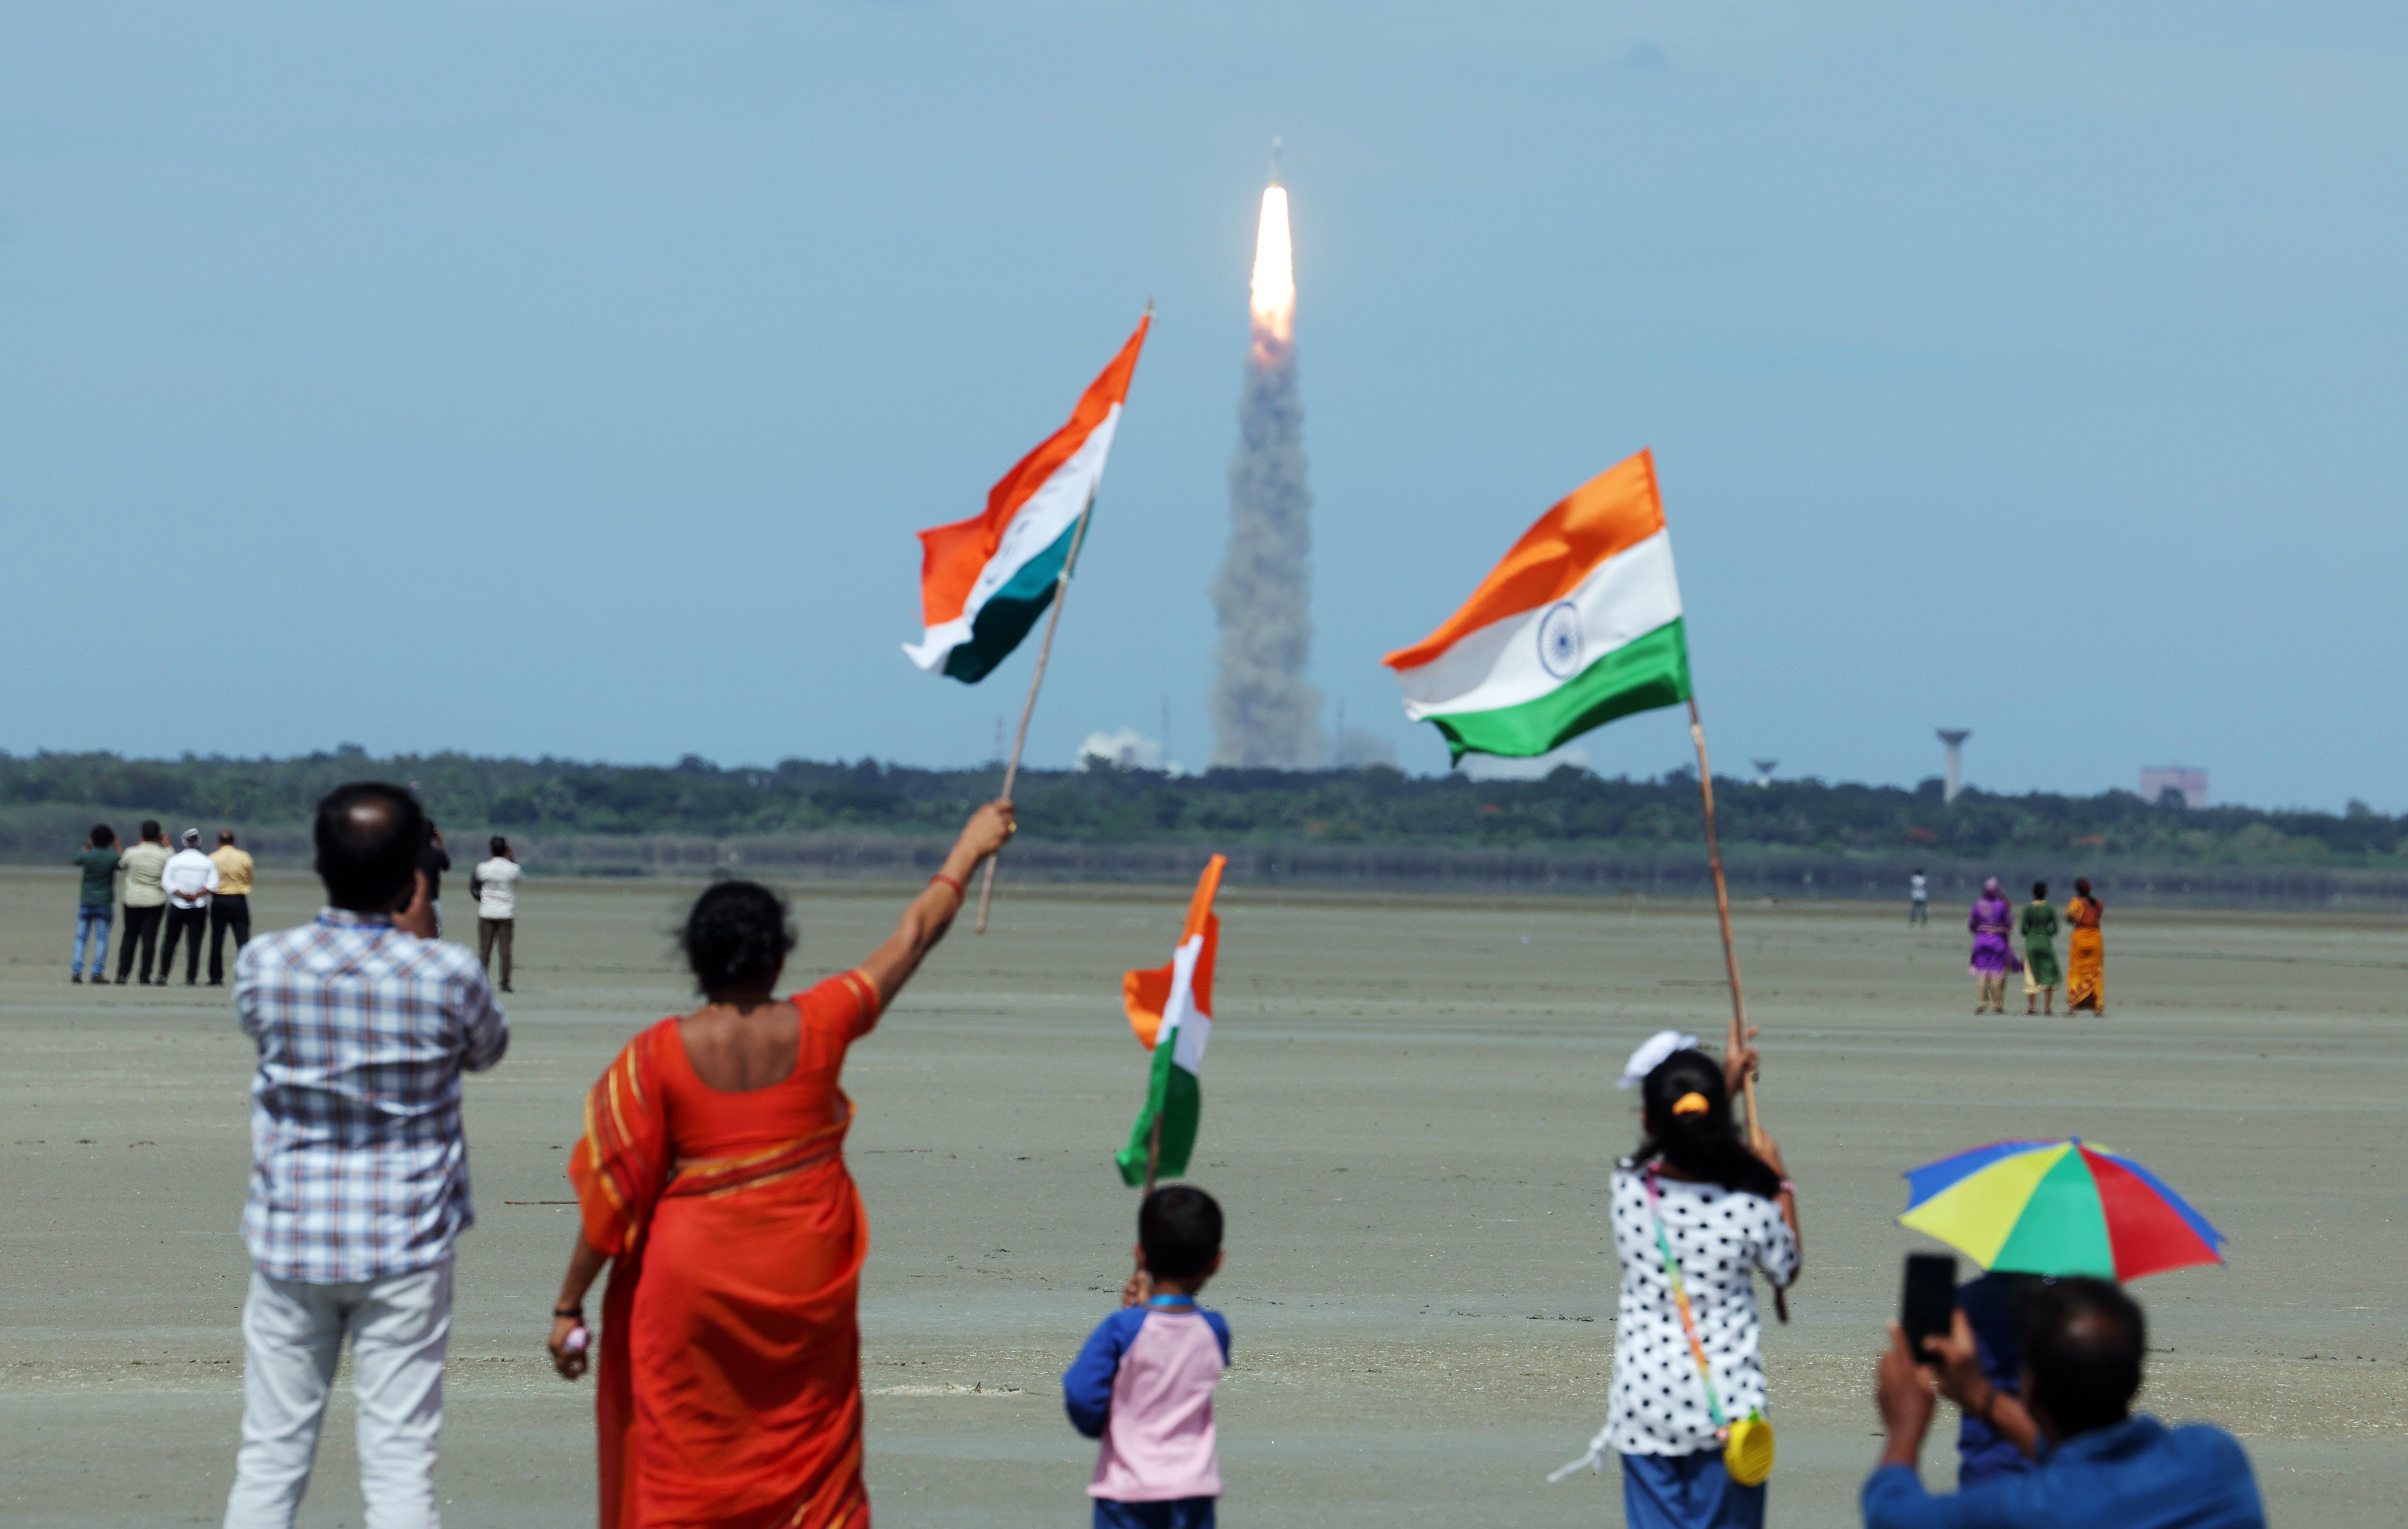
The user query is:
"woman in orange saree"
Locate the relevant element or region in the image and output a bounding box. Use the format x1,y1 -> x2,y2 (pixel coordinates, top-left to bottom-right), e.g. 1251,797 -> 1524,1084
2064,877 -> 2106,1015
547,802 -> 1014,1529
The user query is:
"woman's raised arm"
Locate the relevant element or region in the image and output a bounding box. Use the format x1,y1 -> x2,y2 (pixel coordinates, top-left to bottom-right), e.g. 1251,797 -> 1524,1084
857,801 -> 1016,1004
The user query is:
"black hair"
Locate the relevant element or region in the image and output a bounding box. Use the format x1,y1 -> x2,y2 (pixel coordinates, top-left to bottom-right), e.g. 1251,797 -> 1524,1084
314,782 -> 427,912
1139,1185 -> 1224,1280
2018,1276 -> 2143,1436
221,830 -> 237,845
90,823 -> 114,846
681,879 -> 797,995
1633,1049 -> 1782,1200
2032,881 -> 2048,899
140,820 -> 161,842
2075,877 -> 2098,905
490,835 -> 510,856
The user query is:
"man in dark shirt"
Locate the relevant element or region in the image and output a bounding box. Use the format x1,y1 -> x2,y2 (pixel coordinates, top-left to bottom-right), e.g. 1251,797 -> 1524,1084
417,822 -> 452,939
71,824 -> 121,983
1865,1277 -> 2264,1529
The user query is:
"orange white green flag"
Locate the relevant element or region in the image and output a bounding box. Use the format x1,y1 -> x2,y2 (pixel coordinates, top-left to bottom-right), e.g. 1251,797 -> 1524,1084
1382,450 -> 1691,762
903,315 -> 1151,684
1115,854 -> 1226,1186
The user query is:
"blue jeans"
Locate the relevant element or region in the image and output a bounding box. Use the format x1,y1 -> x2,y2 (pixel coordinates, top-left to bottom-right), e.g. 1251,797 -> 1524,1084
74,905 -> 112,976
1623,1450 -> 1764,1529
1094,1498 -> 1216,1529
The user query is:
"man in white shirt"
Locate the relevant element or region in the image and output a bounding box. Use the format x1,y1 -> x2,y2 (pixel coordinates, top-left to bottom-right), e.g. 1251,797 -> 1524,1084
159,827 -> 222,986
469,836 -> 523,992
1910,868 -> 1930,928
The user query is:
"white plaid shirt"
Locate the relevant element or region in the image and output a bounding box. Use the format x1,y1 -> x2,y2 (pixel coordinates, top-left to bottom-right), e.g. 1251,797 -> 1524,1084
234,908 -> 509,1283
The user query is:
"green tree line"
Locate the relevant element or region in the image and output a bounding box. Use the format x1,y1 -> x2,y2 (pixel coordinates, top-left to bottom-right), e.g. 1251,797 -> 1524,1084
2,748 -> 2399,866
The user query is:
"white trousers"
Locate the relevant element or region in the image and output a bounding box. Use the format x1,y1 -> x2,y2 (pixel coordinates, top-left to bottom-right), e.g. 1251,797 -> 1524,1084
223,1256 -> 452,1529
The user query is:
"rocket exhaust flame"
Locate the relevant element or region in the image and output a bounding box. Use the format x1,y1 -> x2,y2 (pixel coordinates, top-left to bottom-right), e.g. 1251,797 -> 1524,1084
1210,152 -> 1324,768
1248,185 -> 1294,351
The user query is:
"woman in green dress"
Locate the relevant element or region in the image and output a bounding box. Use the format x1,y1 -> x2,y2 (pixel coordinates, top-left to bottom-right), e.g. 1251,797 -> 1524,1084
2019,881 -> 2062,1014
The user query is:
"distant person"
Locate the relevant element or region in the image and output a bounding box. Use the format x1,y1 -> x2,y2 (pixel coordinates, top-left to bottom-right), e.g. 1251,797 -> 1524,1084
208,829 -> 257,987
1552,1037 -> 1799,1529
2019,883 -> 2061,1016
115,820 -> 172,985
1967,878 -> 2018,1014
1864,1276 -> 2264,1528
418,821 -> 452,938
70,824 -> 122,984
1064,1186 -> 1231,1529
469,835 -> 522,992
546,800 -> 1014,1529
1909,869 -> 1929,927
222,782 -> 507,1529
2064,880 -> 2106,1015
158,827 -> 221,986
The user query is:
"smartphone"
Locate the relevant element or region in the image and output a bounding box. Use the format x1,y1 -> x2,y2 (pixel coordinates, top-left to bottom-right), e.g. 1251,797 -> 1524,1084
1901,1253 -> 1958,1364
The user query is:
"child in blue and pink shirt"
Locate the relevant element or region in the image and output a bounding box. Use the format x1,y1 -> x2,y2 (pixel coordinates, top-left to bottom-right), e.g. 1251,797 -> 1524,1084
1063,1186 -> 1230,1529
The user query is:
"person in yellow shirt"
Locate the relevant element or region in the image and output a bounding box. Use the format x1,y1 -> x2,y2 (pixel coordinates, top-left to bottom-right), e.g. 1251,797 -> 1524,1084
209,830 -> 257,986
115,821 -> 173,985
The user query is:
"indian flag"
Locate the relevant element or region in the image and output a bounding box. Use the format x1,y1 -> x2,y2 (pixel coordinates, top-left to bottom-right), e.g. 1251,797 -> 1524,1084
903,315 -> 1151,683
1115,854 -> 1225,1187
1382,450 -> 1691,762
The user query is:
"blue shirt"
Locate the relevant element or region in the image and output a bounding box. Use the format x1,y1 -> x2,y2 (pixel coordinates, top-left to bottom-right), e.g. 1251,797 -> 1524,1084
1954,1274 -> 2033,1486
1864,1415 -> 2264,1529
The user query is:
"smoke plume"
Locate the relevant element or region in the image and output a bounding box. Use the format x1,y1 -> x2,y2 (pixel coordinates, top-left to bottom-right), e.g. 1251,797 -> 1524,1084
1209,179 -> 1324,767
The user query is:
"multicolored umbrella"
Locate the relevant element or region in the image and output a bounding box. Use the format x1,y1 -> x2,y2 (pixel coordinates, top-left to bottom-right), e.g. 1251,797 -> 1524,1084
1900,1139 -> 2227,1281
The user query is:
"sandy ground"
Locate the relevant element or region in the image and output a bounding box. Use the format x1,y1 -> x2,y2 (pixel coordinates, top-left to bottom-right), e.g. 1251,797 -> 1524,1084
3,867 -> 2402,1527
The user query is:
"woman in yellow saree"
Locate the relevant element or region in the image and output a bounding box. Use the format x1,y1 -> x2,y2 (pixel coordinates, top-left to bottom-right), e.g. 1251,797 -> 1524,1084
2063,877 -> 2105,1015
546,801 -> 1014,1529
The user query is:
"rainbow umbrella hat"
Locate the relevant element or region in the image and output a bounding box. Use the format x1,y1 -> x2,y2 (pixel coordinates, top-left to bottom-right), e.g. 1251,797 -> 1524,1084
1900,1139 -> 2227,1281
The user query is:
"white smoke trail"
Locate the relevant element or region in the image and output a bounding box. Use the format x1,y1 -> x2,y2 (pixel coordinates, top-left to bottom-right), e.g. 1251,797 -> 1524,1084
1209,178 -> 1324,768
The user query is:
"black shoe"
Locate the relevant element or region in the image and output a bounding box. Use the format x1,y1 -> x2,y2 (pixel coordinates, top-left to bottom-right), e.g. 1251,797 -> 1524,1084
501,984 -> 514,993
71,973 -> 83,984
92,974 -> 110,986
186,978 -> 198,987
207,978 -> 224,987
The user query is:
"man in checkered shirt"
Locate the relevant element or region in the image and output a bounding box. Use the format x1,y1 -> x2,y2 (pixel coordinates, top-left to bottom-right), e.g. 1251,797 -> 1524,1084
223,782 -> 509,1529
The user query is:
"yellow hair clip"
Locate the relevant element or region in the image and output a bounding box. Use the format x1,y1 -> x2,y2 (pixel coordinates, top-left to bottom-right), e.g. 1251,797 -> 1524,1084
1672,1091 -> 1710,1116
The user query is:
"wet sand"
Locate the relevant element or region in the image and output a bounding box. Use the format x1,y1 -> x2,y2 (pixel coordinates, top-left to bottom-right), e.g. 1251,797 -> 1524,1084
3,868 -> 2401,1525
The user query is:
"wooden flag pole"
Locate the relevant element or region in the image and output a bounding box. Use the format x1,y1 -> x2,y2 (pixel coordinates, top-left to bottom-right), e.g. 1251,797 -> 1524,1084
974,489 -> 1096,935
1687,695 -> 1787,1321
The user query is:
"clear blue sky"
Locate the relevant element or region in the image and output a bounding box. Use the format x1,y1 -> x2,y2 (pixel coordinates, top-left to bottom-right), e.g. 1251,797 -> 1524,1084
5,4 -> 2402,809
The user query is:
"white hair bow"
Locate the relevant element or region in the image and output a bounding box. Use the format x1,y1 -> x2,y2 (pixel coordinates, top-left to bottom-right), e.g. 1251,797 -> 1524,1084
1617,1028 -> 1700,1089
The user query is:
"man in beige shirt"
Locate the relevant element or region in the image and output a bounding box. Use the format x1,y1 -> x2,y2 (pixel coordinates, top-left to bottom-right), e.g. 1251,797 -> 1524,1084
210,830 -> 257,986
115,820 -> 173,985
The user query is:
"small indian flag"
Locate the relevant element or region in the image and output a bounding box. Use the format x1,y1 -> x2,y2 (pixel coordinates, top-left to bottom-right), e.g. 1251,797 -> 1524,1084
903,315 -> 1151,683
1116,854 -> 1225,1187
1382,450 -> 1691,762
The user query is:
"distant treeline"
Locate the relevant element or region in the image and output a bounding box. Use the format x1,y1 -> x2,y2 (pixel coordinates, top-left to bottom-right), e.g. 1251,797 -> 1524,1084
1,747 -> 2399,867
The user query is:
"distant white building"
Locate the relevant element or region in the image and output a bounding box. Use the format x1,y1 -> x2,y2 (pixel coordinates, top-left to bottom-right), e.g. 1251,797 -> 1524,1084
2140,766 -> 2208,809
1077,728 -> 1177,773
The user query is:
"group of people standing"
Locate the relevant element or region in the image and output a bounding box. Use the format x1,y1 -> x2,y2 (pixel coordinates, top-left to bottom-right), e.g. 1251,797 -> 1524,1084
209,781 -> 2255,1529
1966,879 -> 2107,1015
68,819 -> 526,993
70,820 -> 253,985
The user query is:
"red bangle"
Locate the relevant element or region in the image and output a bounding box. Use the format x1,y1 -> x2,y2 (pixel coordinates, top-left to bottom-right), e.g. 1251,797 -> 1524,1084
929,872 -> 964,899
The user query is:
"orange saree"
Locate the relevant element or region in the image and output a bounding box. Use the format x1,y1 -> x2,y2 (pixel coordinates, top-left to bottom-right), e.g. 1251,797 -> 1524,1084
2065,896 -> 2105,1013
569,971 -> 883,1529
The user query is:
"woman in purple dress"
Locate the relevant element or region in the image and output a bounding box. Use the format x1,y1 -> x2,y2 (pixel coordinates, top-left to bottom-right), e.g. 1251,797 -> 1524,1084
1967,878 -> 2020,1013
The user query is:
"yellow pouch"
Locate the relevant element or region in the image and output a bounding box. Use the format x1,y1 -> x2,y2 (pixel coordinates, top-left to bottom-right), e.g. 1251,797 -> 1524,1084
1723,1411 -> 1775,1486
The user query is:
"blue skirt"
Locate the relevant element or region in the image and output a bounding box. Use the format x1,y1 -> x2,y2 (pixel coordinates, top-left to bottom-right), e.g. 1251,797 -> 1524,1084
1622,1450 -> 1765,1529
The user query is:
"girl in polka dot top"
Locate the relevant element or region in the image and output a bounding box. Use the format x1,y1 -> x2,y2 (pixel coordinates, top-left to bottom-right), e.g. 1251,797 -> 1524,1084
1599,1046 -> 1801,1529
